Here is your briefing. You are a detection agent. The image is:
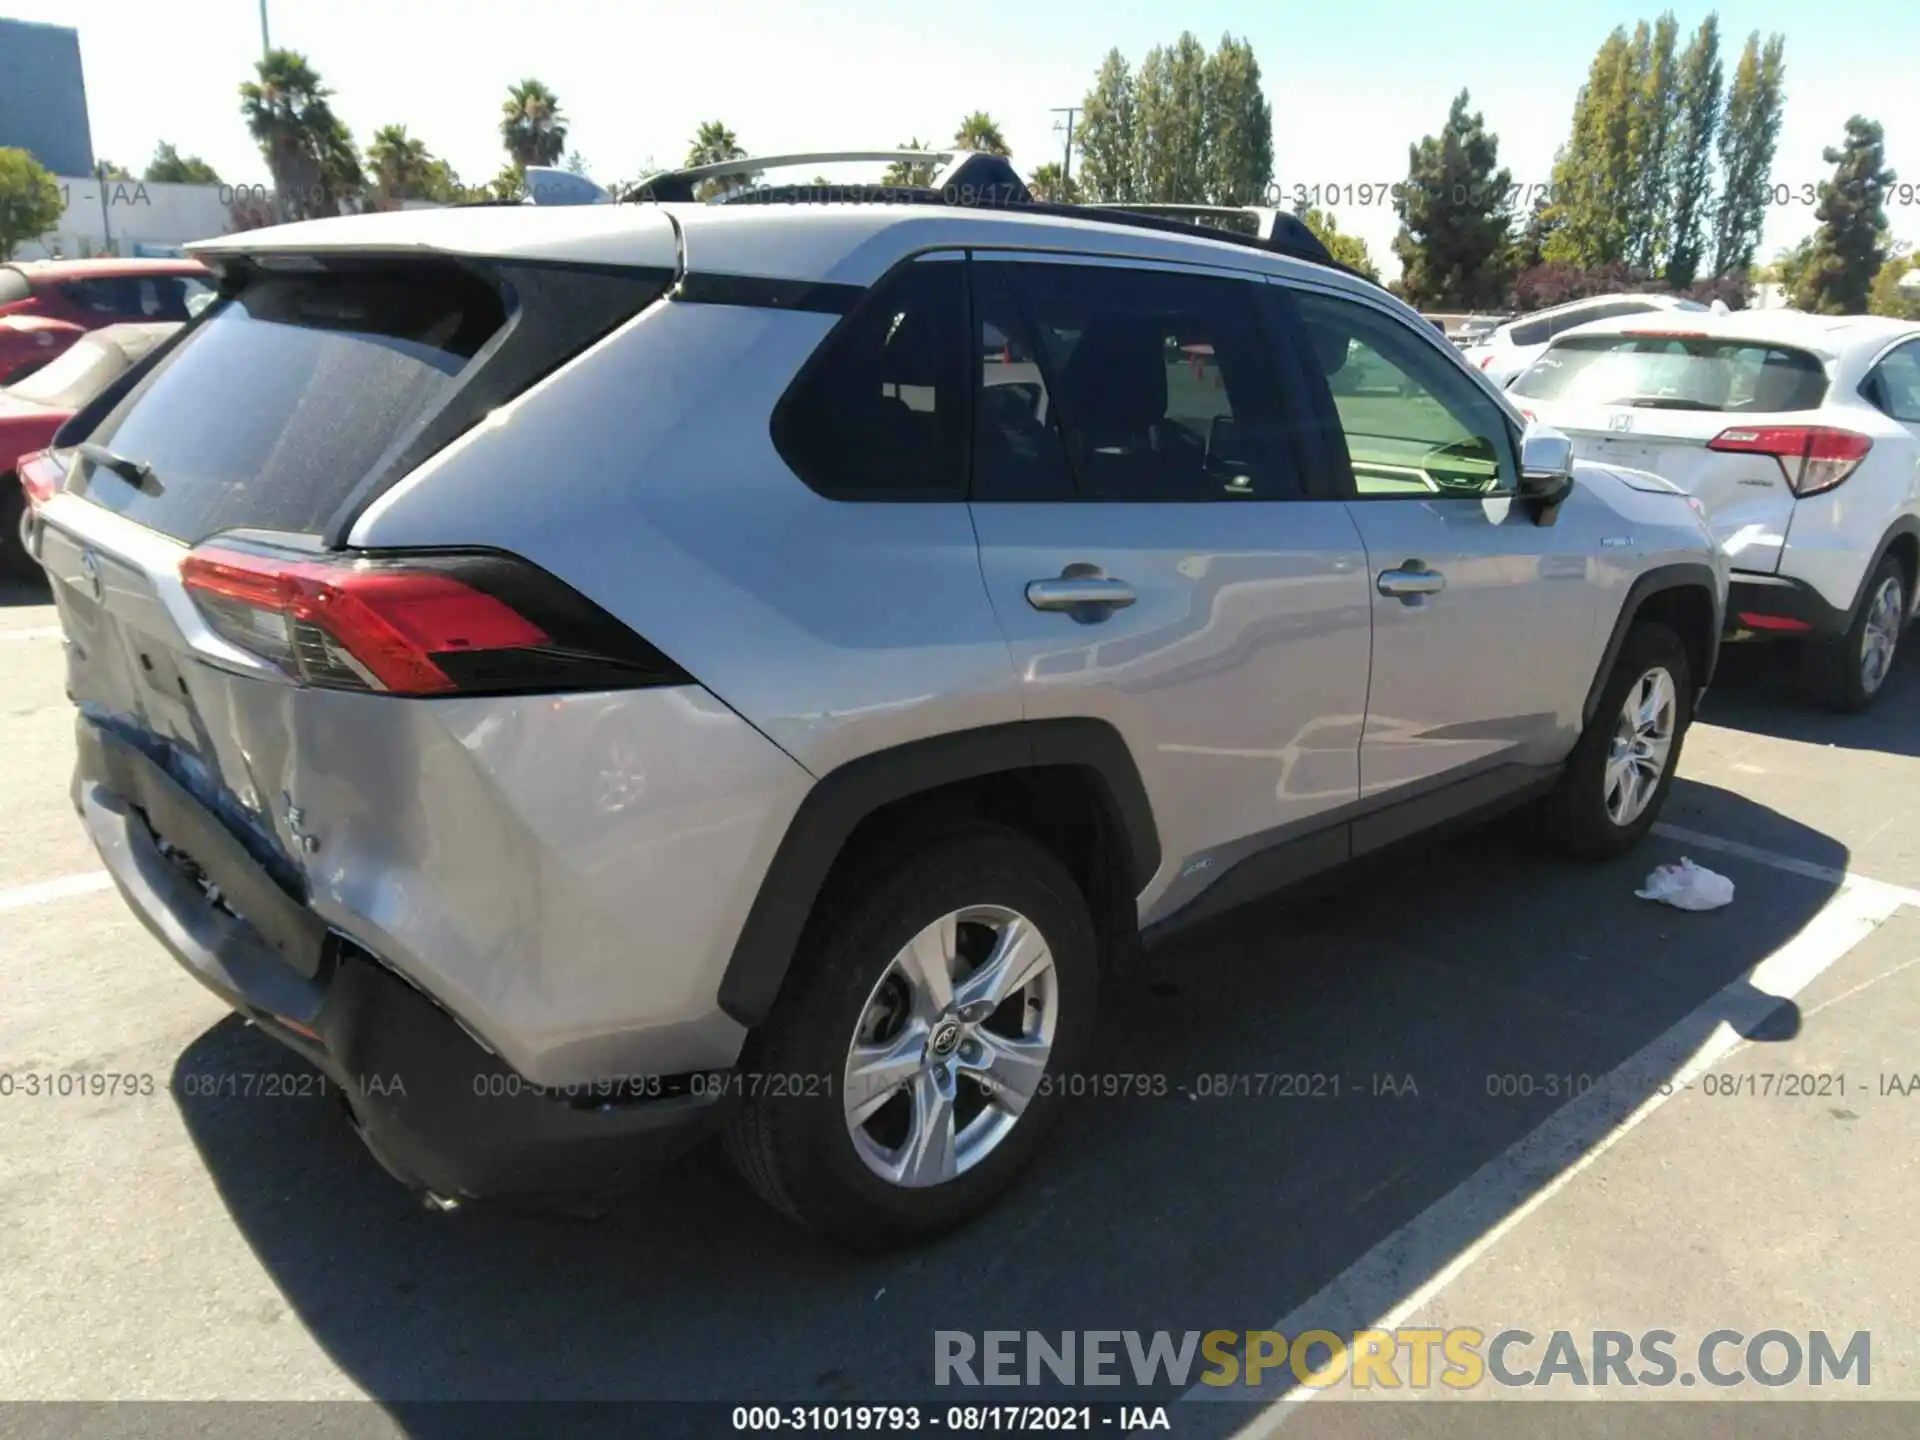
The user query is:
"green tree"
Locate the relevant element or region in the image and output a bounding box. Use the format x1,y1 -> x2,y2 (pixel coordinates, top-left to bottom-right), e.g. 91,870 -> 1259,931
1027,162 -> 1079,203
316,113 -> 364,209
0,148 -> 64,260
564,151 -> 589,177
240,49 -> 350,220
1868,254 -> 1920,321
883,137 -> 937,187
1204,34 -> 1273,207
953,112 -> 1010,157
500,79 -> 568,169
489,162 -> 525,202
1392,90 -> 1514,309
686,120 -> 754,199
1135,34 -> 1209,203
365,124 -> 438,206
1296,206 -> 1379,282
1793,116 -> 1896,314
1663,15 -> 1722,287
1625,14 -> 1679,272
1078,49 -> 1141,203
1544,27 -> 1639,266
144,141 -> 221,185
1757,234 -> 1813,292
1711,31 -> 1786,278
95,159 -> 134,181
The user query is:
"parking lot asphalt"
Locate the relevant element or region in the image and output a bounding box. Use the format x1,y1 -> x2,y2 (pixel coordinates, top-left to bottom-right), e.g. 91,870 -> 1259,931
4,572 -> 1919,1439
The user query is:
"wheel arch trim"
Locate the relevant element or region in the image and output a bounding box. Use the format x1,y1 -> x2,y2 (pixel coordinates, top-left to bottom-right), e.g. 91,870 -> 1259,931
1582,562 -> 1724,728
716,719 -> 1159,1028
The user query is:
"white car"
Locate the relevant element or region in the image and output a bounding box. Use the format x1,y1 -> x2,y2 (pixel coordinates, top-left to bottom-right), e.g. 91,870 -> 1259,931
1461,293 -> 1710,387
1511,310 -> 1920,710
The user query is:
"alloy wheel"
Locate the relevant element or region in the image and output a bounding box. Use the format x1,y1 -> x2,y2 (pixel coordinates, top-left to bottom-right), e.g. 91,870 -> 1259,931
1860,574 -> 1904,697
1604,666 -> 1677,827
843,905 -> 1058,1188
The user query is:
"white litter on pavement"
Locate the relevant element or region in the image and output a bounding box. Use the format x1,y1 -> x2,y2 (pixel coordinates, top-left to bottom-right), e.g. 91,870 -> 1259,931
1636,857 -> 1735,911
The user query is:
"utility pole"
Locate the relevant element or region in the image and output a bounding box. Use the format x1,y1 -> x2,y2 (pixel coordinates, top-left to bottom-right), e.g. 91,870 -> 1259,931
1051,106 -> 1080,184
258,0 -> 271,58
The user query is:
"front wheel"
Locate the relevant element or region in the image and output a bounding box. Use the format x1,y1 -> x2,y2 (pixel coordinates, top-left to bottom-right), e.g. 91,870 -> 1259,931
723,825 -> 1098,1249
1543,622 -> 1694,860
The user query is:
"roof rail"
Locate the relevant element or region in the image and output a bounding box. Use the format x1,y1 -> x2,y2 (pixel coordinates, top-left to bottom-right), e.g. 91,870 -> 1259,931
624,149 -> 1027,204
611,147 -> 1355,279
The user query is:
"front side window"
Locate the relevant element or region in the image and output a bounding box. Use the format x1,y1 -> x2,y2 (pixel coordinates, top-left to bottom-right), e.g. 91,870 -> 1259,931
773,260 -> 967,500
975,260 -> 1301,502
1292,290 -> 1516,497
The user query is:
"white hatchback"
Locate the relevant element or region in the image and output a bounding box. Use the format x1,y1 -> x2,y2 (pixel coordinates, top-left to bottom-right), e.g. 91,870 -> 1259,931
1512,310 -> 1920,709
1461,293 -> 1711,387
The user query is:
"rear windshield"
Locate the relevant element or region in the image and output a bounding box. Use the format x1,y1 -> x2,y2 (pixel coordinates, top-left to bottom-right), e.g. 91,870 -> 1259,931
1509,333 -> 1830,413
74,266 -> 507,542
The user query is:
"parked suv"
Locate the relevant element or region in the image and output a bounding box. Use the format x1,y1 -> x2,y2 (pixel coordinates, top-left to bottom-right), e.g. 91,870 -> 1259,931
1461,293 -> 1710,387
1511,310 -> 1920,711
32,152 -> 1727,1247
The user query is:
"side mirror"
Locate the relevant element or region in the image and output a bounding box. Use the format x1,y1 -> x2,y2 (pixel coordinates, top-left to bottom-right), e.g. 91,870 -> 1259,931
1517,426 -> 1575,522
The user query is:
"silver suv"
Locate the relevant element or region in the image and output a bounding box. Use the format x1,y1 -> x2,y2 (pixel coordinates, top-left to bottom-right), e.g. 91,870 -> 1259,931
28,151 -> 1728,1248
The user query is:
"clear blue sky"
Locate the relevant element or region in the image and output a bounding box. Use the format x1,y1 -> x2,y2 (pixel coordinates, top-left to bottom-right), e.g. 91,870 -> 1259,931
12,0 -> 1917,276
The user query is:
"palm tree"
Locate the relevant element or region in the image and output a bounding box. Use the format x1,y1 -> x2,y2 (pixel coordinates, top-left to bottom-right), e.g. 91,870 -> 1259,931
686,120 -> 753,199
500,79 -> 568,169
367,124 -> 433,208
240,49 -> 347,220
953,112 -> 1011,158
883,137 -> 937,188
1027,162 -> 1078,203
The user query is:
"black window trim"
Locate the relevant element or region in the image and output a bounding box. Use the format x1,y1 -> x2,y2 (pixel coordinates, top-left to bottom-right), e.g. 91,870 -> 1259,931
966,249 -> 1320,504
1276,278 -> 1524,504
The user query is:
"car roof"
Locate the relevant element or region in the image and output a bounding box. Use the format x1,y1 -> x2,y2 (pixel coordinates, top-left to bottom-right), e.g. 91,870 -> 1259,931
184,198 -> 1389,302
1547,308 -> 1920,360
4,257 -> 209,280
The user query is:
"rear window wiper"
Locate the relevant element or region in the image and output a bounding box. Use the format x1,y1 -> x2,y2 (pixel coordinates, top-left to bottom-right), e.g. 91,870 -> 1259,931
76,442 -> 162,494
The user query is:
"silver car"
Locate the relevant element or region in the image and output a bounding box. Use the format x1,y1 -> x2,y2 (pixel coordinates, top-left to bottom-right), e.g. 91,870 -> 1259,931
29,150 -> 1728,1247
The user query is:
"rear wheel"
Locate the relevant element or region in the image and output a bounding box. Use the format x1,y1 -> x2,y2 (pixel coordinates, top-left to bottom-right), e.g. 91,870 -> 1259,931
724,825 -> 1097,1249
1543,622 -> 1693,860
1801,555 -> 1905,713
0,481 -> 39,583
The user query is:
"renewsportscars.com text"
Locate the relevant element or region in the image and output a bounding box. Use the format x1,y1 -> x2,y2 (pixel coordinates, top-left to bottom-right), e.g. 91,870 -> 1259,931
933,1328 -> 1871,1391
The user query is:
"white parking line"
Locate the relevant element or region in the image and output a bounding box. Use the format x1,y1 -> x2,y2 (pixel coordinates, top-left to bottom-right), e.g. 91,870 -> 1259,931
0,626 -> 62,642
0,872 -> 112,912
1199,837 -> 1918,1433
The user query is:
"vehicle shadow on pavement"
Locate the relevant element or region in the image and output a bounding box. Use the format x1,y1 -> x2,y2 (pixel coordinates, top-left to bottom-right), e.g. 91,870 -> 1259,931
1699,637 -> 1920,759
0,574 -> 51,607
171,780 -> 1844,1435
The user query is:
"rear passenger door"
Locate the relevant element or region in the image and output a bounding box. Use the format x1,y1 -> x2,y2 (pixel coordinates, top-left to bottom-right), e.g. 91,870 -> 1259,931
965,255 -> 1374,923
1280,283 -> 1604,803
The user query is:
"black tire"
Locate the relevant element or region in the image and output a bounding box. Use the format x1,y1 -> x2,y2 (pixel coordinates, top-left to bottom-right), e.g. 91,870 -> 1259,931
0,481 -> 38,583
1800,554 -> 1905,714
1543,621 -> 1694,860
723,824 -> 1098,1250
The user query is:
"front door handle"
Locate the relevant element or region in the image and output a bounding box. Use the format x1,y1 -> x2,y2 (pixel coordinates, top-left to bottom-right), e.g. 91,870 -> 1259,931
1026,576 -> 1137,614
1377,563 -> 1446,601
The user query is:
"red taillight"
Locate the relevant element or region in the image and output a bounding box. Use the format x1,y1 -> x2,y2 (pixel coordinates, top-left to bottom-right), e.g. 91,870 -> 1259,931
179,542 -> 688,698
1478,355 -> 1494,370
17,449 -> 64,508
1706,426 -> 1873,497
1519,409 -> 1536,423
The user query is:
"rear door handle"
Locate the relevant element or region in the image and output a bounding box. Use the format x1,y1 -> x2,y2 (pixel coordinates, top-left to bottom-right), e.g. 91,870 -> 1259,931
1377,564 -> 1446,600
1026,577 -> 1137,613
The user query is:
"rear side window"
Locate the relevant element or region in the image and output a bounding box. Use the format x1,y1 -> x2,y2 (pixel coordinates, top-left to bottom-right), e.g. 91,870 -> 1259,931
1507,317 -> 1550,347
977,260 -> 1302,501
0,268 -> 31,305
773,260 -> 968,500
75,266 -> 508,542
1867,341 -> 1920,423
1511,334 -> 1829,413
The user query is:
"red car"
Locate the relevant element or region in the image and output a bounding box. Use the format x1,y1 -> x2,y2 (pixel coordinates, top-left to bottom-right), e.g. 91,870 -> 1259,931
0,258 -> 213,383
3,321 -> 182,580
